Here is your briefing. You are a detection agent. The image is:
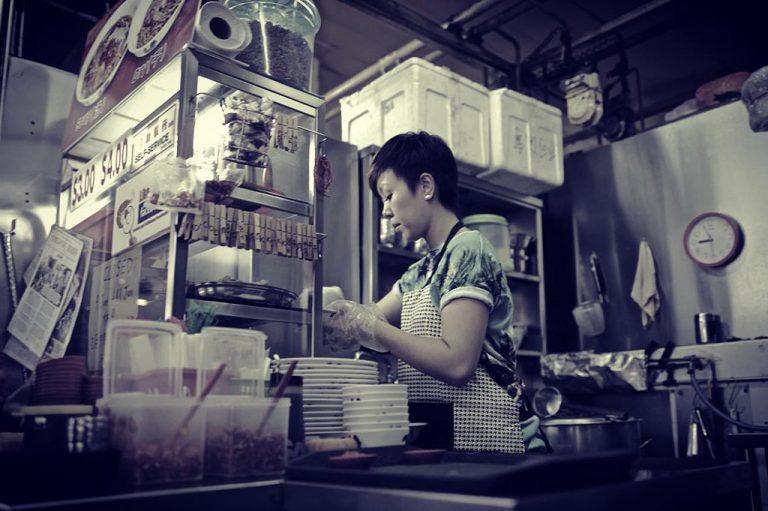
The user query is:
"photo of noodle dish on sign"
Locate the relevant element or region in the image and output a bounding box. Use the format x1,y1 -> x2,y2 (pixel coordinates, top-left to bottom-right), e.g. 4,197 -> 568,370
75,0 -> 138,106
128,0 -> 186,57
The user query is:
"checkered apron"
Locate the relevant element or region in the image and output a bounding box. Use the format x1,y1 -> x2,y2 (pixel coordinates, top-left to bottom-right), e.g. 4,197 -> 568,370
398,285 -> 524,453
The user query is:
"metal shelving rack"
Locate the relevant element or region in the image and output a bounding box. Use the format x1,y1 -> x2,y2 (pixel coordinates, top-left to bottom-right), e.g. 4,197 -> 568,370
60,48 -> 326,359
359,146 -> 547,357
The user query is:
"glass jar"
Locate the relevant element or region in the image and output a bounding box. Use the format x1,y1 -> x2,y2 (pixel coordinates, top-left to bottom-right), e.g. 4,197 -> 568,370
223,0 -> 321,90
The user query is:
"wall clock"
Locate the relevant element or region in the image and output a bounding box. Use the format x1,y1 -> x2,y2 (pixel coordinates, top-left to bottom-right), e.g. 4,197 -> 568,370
683,212 -> 743,267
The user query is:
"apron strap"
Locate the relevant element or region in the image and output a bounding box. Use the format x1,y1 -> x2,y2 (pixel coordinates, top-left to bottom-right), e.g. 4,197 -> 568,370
424,221 -> 464,286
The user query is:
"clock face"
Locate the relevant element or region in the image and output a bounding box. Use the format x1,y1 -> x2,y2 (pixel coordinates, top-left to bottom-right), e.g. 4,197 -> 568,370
683,212 -> 743,267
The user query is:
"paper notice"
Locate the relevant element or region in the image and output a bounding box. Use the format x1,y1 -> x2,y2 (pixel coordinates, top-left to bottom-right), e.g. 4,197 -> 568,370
6,226 -> 84,358
42,233 -> 95,361
86,245 -> 142,372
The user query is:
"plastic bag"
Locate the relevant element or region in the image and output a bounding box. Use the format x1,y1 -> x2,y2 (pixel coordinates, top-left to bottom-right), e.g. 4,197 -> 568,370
147,157 -> 206,213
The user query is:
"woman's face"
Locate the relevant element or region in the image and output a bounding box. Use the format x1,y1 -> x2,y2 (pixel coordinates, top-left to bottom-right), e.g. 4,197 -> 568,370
376,169 -> 429,242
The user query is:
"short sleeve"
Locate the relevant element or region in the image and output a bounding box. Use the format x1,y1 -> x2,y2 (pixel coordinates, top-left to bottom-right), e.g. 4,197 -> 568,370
393,256 -> 430,296
429,232 -> 506,312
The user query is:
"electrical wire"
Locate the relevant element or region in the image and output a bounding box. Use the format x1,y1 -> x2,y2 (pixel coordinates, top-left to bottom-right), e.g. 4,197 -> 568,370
688,366 -> 768,432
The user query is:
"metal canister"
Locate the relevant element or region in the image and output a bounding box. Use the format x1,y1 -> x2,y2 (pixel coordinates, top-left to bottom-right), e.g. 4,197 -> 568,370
694,313 -> 722,344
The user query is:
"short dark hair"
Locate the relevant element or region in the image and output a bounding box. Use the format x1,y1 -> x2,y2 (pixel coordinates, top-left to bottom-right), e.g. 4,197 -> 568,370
368,131 -> 459,211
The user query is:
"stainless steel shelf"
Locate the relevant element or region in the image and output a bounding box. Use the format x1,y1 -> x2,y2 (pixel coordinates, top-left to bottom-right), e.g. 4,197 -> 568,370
228,187 -> 312,217
187,298 -> 311,324
505,271 -> 540,283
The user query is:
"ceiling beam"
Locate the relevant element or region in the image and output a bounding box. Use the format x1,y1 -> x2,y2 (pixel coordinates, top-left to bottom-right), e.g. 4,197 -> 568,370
333,0 -> 517,77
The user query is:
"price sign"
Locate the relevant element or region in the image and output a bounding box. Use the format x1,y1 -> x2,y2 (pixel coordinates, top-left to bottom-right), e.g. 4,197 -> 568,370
69,131 -> 133,212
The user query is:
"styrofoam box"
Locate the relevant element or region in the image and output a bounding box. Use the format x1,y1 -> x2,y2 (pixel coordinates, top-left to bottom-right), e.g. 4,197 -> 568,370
340,58 -> 490,174
476,88 -> 564,195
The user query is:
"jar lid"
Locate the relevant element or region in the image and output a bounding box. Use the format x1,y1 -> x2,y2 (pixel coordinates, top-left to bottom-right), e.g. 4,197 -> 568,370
462,214 -> 508,226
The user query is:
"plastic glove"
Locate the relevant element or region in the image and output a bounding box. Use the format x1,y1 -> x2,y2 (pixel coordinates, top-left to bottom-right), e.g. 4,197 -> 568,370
322,300 -> 388,352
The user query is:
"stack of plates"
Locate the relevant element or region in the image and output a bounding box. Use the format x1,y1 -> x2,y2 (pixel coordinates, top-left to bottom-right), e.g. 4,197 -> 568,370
279,357 -> 379,438
342,384 -> 410,447
32,356 -> 85,405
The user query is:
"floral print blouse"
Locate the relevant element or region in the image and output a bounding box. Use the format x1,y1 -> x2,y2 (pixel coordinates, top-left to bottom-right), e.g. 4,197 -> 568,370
393,230 -> 516,362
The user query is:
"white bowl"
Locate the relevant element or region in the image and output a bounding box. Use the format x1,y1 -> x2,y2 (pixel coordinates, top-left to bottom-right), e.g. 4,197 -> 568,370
343,405 -> 409,417
348,426 -> 409,447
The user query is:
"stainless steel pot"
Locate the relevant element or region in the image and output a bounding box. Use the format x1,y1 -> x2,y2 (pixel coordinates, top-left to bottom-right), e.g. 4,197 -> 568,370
540,417 -> 642,455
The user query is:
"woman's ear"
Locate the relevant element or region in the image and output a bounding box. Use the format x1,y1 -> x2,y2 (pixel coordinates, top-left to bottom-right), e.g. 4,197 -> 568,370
418,172 -> 436,200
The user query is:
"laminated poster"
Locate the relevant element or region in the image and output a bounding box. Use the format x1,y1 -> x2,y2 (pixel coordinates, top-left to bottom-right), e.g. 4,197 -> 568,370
5,227 -> 84,362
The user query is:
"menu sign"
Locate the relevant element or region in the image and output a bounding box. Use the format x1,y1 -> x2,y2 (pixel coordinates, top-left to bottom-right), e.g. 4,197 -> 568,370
69,130 -> 133,212
62,0 -> 200,149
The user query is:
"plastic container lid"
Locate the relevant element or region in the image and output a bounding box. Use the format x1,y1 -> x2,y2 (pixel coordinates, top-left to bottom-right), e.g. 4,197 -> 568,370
199,327 -> 267,398
462,214 -> 508,226
103,320 -> 184,398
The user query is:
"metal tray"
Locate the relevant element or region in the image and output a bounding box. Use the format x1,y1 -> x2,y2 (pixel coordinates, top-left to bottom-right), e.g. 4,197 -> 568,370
287,445 -> 636,496
189,280 -> 297,308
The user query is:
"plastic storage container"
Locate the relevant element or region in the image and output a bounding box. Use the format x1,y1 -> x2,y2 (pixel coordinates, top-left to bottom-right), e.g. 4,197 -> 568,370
476,88 -> 564,195
103,320 -> 184,397
203,396 -> 290,477
107,394 -> 205,485
199,326 -> 267,397
340,57 -> 490,173
462,214 -> 513,272
224,0 -> 321,90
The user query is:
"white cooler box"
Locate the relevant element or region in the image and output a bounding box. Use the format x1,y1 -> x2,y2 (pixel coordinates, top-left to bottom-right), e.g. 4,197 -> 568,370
340,58 -> 490,174
476,88 -> 564,195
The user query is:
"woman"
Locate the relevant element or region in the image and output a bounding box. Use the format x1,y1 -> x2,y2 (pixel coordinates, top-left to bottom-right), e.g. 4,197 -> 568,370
323,131 -> 524,453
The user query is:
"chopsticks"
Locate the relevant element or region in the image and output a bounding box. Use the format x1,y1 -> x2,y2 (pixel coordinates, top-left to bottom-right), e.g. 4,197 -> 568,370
172,362 -> 227,444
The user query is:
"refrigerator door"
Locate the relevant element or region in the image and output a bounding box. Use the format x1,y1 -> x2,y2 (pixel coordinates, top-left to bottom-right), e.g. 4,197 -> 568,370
315,137 -> 361,357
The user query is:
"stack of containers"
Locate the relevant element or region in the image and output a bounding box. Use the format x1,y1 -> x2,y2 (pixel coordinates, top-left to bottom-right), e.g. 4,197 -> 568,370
342,384 -> 409,447
199,327 -> 290,478
340,57 -> 565,196
340,57 -> 491,175
476,88 -> 564,195
101,320 -> 205,486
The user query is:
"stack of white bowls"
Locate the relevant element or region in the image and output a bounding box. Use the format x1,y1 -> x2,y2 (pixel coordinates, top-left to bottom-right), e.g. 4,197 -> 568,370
342,383 -> 410,447
279,357 -> 379,438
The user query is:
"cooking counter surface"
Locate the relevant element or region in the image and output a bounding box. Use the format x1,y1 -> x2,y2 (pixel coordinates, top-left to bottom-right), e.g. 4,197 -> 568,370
0,457 -> 752,511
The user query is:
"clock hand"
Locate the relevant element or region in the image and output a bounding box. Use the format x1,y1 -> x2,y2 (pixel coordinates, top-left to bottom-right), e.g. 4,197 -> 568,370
701,224 -> 714,241
697,239 -> 713,244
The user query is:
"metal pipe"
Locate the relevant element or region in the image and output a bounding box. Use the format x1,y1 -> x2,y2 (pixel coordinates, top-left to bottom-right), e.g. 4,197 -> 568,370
323,39 -> 425,104
441,0 -> 507,30
0,0 -> 15,138
573,0 -> 672,46
468,0 -> 532,38
334,0 -> 516,76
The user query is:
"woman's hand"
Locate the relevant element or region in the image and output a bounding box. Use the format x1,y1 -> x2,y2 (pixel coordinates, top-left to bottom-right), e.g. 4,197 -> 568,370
322,300 -> 388,352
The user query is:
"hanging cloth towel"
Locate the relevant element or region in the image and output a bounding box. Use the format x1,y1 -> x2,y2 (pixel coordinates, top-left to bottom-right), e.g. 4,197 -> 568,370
630,239 -> 660,328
